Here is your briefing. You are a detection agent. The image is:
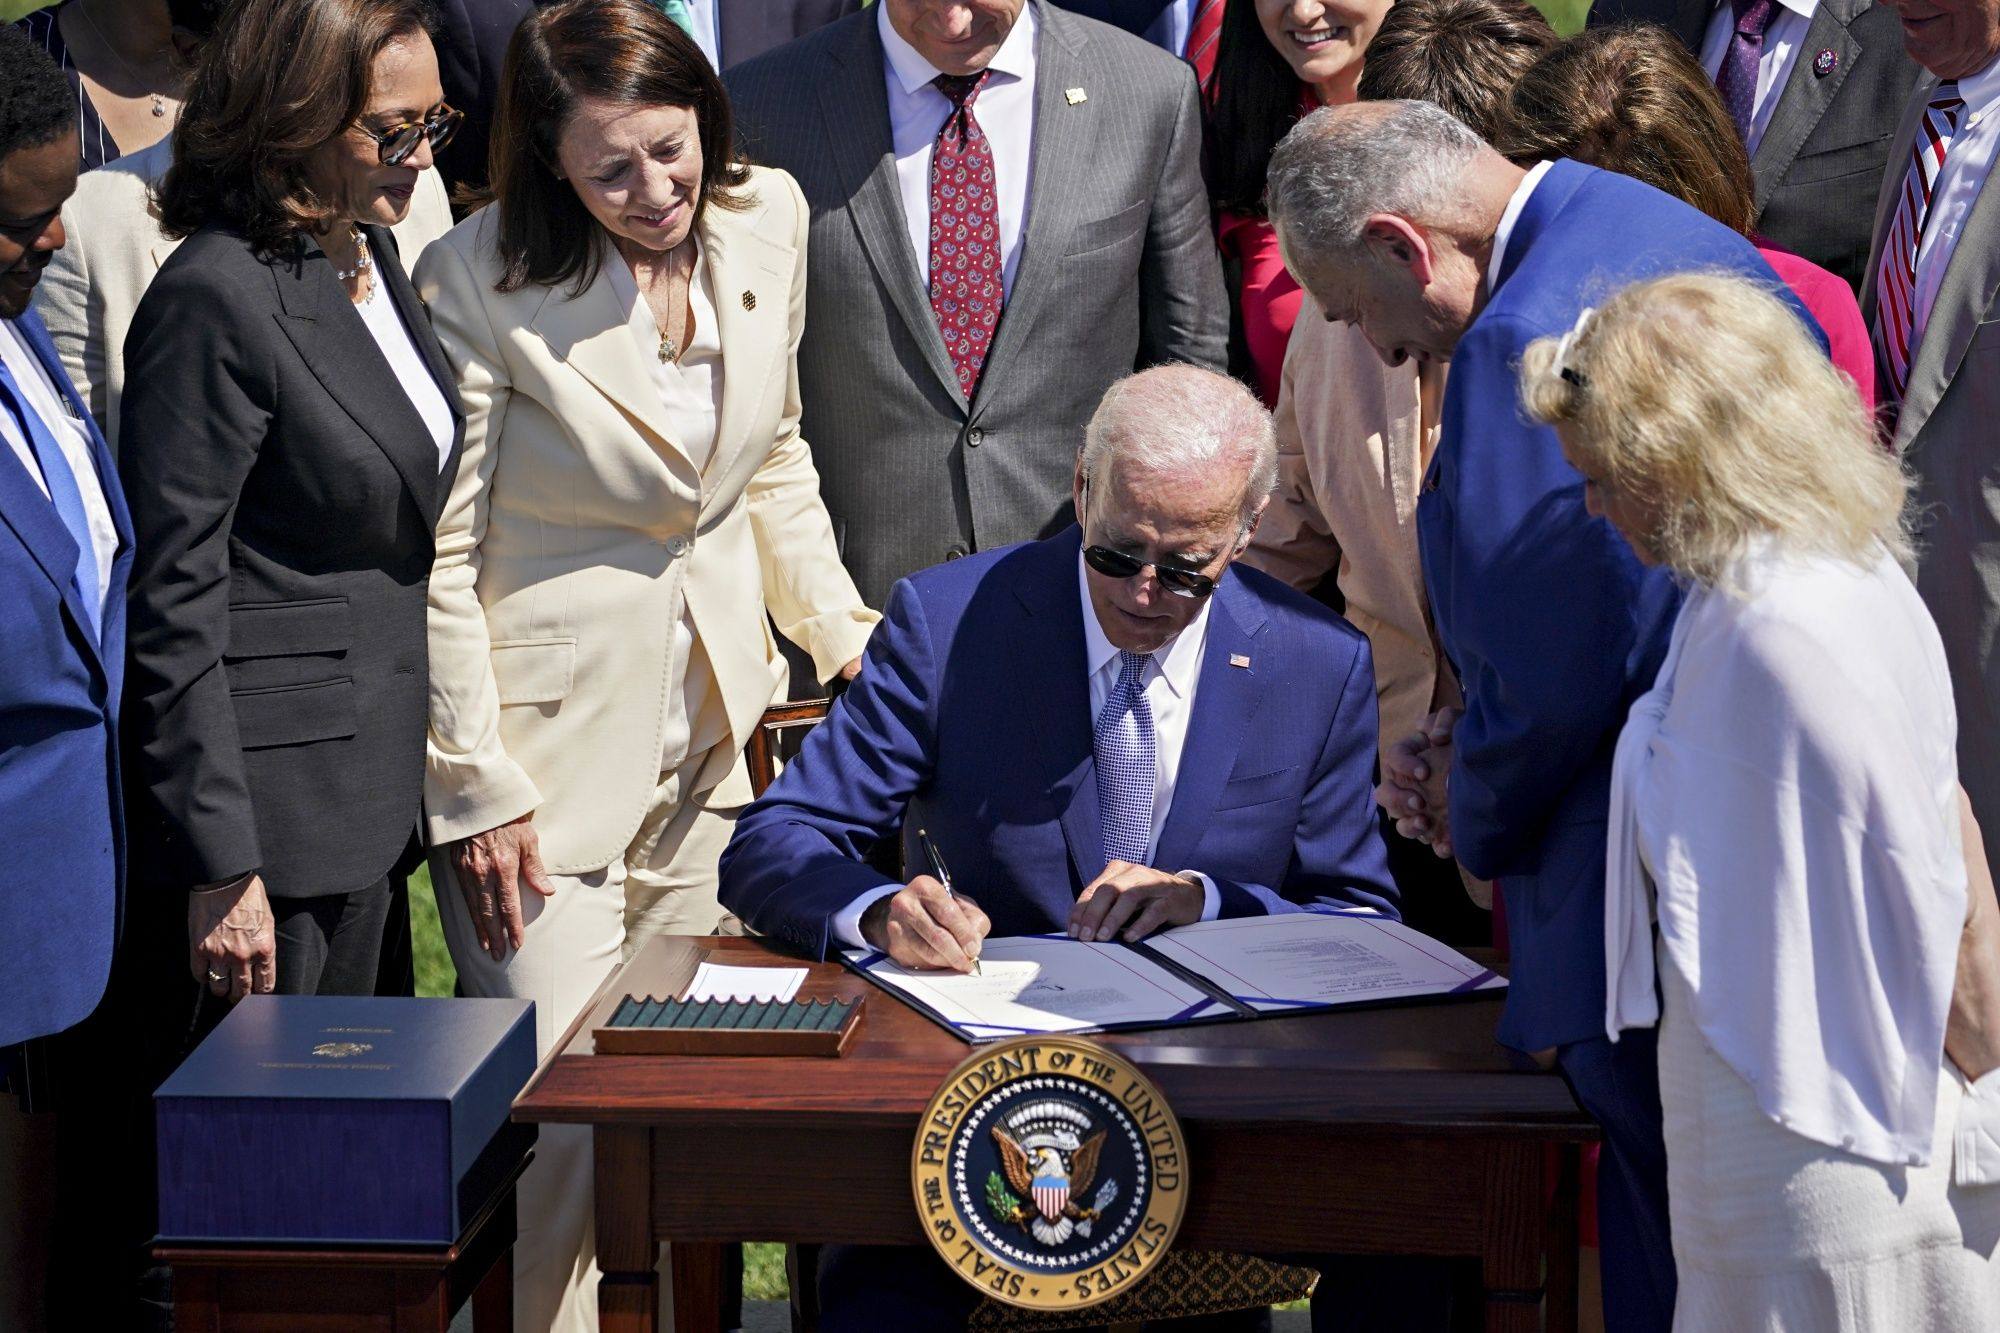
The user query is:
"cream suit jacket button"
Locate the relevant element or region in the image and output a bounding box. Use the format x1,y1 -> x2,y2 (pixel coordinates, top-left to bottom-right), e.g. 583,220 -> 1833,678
666,534 -> 691,558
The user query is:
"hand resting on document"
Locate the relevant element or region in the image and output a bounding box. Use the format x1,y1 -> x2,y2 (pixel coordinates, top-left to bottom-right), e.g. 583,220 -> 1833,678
1069,861 -> 1204,943
861,875 -> 992,972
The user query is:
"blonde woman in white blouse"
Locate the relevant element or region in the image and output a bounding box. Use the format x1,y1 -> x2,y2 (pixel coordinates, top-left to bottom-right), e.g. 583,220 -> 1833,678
413,2 -> 877,1327
1520,271 -> 2000,1330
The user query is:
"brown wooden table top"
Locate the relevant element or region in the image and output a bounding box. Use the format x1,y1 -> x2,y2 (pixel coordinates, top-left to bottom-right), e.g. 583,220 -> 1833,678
514,936 -> 1594,1140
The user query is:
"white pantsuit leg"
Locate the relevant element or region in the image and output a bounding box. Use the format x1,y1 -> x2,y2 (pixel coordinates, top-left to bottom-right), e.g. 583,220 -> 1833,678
432,759 -> 740,1333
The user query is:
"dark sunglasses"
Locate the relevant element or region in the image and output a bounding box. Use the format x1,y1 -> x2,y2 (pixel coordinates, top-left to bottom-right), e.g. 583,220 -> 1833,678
1082,544 -> 1219,600
354,104 -> 464,166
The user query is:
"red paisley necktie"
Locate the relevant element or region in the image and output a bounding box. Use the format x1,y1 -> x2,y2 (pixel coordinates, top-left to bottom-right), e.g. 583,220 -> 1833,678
928,71 -> 1003,398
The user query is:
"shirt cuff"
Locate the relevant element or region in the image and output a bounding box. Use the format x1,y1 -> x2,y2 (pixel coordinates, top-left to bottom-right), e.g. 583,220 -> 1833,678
1180,871 -> 1221,922
832,884 -> 904,952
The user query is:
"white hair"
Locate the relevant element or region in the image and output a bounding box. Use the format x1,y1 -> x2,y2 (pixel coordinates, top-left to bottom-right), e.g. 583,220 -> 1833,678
1079,364 -> 1277,532
1266,100 -> 1488,275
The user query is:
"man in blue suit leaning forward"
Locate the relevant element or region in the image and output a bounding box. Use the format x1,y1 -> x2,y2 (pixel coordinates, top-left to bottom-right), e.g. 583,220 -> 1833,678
721,362 -> 1397,1328
1265,102 -> 1827,1333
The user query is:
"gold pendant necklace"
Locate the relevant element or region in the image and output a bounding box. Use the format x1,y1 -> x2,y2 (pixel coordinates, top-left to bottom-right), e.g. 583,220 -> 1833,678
658,333 -> 678,364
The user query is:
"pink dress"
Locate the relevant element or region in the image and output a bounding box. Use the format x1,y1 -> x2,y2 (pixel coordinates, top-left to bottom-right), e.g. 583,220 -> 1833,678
1757,242 -> 1876,415
1217,211 -> 1303,409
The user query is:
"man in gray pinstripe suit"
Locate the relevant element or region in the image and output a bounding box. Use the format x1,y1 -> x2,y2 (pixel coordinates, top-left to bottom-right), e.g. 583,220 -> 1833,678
728,0 -> 1228,612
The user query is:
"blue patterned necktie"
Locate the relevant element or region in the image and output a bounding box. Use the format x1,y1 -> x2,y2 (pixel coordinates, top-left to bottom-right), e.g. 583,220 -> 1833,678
1093,650 -> 1156,868
0,356 -> 100,643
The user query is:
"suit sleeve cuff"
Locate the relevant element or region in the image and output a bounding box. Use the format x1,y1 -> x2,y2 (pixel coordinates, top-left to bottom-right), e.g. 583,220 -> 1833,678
832,884 -> 902,951
1180,871 -> 1221,922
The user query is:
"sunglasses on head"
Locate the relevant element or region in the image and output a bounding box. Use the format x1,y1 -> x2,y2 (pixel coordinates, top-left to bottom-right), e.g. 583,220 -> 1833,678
1082,544 -> 1219,600
354,104 -> 464,166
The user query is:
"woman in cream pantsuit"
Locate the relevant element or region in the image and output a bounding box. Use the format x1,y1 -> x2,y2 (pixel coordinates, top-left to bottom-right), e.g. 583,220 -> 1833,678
414,2 -> 876,1327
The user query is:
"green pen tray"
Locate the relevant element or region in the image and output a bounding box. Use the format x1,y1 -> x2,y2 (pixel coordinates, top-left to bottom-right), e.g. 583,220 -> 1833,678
592,994 -> 864,1057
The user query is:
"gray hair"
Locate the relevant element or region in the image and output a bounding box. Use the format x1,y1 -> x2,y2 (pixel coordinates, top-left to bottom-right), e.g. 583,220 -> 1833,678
1079,364 -> 1277,533
1267,100 -> 1488,274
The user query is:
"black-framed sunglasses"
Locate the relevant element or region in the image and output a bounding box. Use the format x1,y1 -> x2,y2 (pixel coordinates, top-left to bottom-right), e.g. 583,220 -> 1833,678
354,104 -> 464,166
1082,544 -> 1219,600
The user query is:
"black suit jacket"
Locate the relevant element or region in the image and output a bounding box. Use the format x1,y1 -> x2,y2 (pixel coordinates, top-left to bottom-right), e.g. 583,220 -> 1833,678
119,227 -> 464,898
431,0 -> 535,192
1587,0 -> 1922,288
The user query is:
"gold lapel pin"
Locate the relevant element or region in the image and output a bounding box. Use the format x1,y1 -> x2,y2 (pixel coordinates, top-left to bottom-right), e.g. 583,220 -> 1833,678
1229,653 -> 1251,669
1065,87 -> 1088,106
741,290 -> 757,310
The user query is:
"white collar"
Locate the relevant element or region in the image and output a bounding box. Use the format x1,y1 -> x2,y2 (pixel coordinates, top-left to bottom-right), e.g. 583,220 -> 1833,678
1076,548 -> 1212,700
878,0 -> 1038,97
1948,50 -> 2000,126
1768,0 -> 1818,21
1487,159 -> 1555,293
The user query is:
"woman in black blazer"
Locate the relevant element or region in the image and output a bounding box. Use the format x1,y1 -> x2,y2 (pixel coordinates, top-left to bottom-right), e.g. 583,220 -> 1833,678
121,0 -> 464,1003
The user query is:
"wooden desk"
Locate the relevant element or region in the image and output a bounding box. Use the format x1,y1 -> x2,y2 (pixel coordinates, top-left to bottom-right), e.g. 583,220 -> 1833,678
515,936 -> 1595,1333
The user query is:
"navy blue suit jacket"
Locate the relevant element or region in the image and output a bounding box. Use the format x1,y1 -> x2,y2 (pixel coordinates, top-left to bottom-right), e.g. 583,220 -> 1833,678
720,527 -> 1396,958
1422,160 -> 1826,1052
0,309 -> 132,1047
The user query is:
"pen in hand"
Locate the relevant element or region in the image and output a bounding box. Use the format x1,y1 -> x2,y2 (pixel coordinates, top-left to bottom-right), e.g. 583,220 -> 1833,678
916,827 -> 981,976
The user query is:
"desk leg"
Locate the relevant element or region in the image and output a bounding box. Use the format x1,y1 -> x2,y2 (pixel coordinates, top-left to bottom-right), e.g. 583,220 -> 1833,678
670,1243 -> 725,1333
472,1246 -> 513,1332
1480,1142 -> 1547,1333
596,1126 -> 660,1333
1544,1146 -> 1581,1333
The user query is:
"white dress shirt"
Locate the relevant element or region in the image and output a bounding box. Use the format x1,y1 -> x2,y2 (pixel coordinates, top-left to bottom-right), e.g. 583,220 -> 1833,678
1698,0 -> 1819,157
1488,159 -> 1555,292
1909,53 -> 2000,354
880,0 -> 1038,296
0,317 -> 117,624
831,551 -> 1225,950
606,238 -> 731,775
352,270 -> 457,474
1606,542 -> 1965,1166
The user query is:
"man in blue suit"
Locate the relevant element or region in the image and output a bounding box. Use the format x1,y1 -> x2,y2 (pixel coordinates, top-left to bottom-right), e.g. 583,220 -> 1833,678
1266,101 -> 1826,1333
0,29 -> 135,1329
0,28 -> 131,1063
721,363 -> 1397,1328
722,362 -> 1394,968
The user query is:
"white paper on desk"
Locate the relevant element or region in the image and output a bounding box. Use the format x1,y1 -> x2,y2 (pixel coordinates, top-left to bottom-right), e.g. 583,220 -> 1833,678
1145,914 -> 1505,1012
685,961 -> 806,1003
844,935 -> 1226,1040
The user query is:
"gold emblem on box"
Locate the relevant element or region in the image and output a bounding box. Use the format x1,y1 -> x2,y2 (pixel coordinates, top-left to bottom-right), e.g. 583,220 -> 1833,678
312,1041 -> 375,1059
912,1036 -> 1187,1311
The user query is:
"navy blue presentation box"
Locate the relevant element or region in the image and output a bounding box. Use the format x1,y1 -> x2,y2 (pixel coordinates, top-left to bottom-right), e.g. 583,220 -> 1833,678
155,996 -> 537,1245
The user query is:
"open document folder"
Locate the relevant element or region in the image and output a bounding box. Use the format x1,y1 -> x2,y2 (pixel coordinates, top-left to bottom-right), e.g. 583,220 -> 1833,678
841,910 -> 1506,1042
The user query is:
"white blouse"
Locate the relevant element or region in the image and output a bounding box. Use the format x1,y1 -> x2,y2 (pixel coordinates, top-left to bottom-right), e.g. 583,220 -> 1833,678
1606,542 -> 1967,1166
353,269 -> 456,473
605,238 -> 729,775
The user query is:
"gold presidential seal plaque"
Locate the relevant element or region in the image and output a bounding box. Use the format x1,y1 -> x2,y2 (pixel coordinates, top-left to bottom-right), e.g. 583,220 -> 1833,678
912,1035 -> 1188,1311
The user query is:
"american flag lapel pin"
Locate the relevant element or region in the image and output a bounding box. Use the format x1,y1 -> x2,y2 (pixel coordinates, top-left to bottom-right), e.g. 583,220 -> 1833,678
1065,87 -> 1088,105
1229,653 -> 1252,668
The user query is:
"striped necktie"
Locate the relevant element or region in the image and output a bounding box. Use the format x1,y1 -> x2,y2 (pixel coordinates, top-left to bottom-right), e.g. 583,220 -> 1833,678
1093,651 -> 1156,868
1873,81 -> 1965,403
1186,0 -> 1225,95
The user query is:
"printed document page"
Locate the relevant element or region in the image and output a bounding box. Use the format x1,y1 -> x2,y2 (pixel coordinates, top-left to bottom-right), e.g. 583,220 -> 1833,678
844,935 -> 1229,1040
1145,913 -> 1504,1012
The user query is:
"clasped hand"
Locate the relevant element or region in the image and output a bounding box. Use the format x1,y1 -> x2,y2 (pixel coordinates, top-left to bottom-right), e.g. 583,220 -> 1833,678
1375,706 -> 1461,858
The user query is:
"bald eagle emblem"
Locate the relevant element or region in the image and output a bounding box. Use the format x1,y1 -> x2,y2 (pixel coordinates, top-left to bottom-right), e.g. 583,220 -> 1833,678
989,1101 -> 1116,1246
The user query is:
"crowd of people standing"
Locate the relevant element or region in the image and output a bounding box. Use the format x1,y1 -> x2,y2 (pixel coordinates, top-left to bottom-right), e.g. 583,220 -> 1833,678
4,0 -> 2000,1330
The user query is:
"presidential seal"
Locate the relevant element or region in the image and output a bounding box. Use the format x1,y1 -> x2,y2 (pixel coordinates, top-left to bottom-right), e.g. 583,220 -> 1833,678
911,1036 -> 1188,1311
311,1041 -> 373,1059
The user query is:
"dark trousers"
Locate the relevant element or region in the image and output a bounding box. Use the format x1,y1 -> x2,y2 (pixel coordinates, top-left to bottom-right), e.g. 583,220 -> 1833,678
817,1245 -> 1470,1332
270,871 -> 414,997
1556,1030 -> 1675,1333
